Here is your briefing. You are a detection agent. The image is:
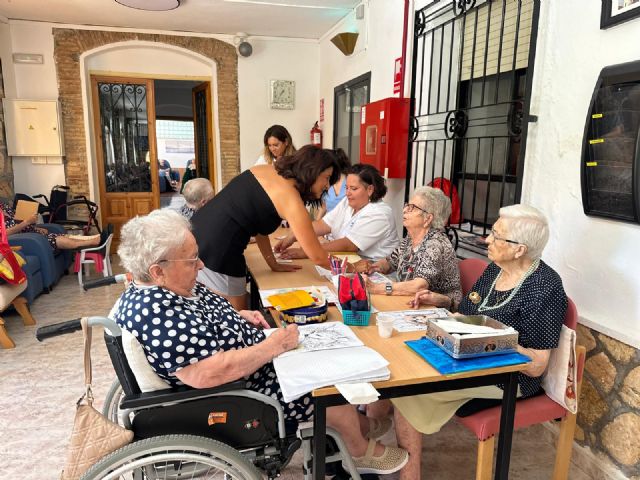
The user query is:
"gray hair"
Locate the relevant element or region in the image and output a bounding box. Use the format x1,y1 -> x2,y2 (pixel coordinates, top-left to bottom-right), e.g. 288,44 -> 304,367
183,178 -> 214,206
413,186 -> 452,230
118,209 -> 191,281
498,204 -> 549,260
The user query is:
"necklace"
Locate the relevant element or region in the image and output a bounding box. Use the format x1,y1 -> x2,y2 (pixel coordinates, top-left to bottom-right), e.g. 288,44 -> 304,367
477,259 -> 540,312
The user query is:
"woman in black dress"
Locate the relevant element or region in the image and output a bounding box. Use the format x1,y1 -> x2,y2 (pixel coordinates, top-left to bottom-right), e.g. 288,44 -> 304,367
191,145 -> 348,310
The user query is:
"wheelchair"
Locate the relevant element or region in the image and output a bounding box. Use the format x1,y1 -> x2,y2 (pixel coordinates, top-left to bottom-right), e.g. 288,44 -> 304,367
38,316 -> 364,480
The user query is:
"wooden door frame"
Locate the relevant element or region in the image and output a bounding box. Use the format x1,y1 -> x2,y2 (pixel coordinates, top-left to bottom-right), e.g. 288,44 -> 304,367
90,74 -> 160,231
192,81 -> 216,192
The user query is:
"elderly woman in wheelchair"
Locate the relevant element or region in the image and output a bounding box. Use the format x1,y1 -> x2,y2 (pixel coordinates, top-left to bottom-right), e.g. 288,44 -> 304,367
101,209 -> 408,478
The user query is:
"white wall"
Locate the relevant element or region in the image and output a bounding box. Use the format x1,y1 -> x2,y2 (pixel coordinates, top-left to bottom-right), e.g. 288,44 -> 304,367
2,22 -> 66,197
318,0 -> 408,229
523,0 -> 640,347
1,20 -> 320,196
237,38 -> 319,171
0,21 -> 17,99
317,0 -> 640,347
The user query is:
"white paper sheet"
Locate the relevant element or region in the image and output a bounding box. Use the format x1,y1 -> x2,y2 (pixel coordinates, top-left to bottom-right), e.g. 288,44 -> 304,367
273,346 -> 390,402
432,319 -> 513,334
265,322 -> 363,358
380,309 -> 452,332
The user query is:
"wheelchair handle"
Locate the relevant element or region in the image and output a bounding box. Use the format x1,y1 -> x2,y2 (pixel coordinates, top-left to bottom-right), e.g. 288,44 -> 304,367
83,273 -> 130,291
37,316 -> 121,341
36,318 -> 82,341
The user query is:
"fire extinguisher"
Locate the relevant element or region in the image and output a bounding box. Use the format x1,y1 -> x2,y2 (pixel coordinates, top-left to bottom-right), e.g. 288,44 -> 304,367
310,121 -> 323,147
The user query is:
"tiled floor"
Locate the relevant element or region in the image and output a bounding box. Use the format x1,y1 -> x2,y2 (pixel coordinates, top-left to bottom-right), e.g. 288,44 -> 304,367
0,264 -> 598,479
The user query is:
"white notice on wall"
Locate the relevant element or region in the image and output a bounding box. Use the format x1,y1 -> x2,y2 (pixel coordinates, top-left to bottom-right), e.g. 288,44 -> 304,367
361,106 -> 366,124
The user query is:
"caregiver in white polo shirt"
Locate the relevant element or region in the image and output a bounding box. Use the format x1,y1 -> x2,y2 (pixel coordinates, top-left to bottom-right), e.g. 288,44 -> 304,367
275,163 -> 399,261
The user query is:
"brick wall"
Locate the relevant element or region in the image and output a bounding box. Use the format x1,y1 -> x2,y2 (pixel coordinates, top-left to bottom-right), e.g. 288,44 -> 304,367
52,29 -> 240,198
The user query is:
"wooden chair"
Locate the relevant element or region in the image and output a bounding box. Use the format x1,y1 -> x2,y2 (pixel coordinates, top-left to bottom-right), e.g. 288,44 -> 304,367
456,298 -> 585,480
458,257 -> 489,295
0,282 -> 36,349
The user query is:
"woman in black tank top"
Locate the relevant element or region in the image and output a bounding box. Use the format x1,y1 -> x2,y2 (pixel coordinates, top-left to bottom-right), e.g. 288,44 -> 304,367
192,146 -> 348,309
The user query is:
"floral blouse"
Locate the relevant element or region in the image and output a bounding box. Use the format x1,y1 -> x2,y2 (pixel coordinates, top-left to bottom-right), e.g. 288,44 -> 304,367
387,228 -> 462,308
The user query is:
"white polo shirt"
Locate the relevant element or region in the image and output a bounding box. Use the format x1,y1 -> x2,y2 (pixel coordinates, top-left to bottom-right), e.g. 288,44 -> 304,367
323,198 -> 399,260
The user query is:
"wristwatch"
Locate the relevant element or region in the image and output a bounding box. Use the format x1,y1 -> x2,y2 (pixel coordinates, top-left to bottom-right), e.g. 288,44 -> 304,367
385,283 -> 393,296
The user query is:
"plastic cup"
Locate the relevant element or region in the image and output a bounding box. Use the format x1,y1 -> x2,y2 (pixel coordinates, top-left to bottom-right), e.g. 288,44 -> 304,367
376,313 -> 395,338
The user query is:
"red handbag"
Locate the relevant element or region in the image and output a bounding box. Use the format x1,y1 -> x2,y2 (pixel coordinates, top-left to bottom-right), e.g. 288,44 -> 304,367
0,210 -> 27,285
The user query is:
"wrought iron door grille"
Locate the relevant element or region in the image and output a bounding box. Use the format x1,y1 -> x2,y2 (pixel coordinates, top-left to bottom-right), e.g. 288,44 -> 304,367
406,0 -> 540,255
97,82 -> 152,193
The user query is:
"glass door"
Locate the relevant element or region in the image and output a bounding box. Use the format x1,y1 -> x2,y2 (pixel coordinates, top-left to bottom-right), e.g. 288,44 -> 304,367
91,76 -> 159,248
333,73 -> 371,162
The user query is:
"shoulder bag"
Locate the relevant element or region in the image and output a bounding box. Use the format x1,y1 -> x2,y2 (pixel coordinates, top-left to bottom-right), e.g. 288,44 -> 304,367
60,318 -> 134,480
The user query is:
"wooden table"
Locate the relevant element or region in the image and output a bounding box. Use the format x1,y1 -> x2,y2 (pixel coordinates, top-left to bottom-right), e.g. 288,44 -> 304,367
245,242 -> 524,480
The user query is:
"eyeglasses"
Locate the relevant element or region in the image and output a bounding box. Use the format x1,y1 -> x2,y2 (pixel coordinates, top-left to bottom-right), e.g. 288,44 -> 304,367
157,253 -> 200,267
403,203 -> 429,214
488,228 -> 521,245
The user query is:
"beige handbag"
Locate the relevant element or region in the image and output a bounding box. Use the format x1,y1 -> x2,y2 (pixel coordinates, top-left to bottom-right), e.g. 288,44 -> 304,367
61,318 -> 134,480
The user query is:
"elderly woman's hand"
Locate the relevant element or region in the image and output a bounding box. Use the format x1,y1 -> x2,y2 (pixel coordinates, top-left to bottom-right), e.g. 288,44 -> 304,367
273,235 -> 295,253
267,324 -> 300,357
353,259 -> 372,273
239,310 -> 271,329
20,213 -> 38,228
278,247 -> 306,260
409,289 -> 453,310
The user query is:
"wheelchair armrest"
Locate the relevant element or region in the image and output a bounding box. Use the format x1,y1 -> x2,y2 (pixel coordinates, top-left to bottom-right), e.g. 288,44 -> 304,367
120,380 -> 247,410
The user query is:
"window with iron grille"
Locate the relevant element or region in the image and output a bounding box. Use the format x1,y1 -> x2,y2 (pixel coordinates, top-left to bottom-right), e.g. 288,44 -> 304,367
407,0 -> 540,256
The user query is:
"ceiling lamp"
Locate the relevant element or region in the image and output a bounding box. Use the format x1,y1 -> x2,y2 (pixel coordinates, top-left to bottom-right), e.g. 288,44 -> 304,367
115,0 -> 180,11
330,32 -> 359,56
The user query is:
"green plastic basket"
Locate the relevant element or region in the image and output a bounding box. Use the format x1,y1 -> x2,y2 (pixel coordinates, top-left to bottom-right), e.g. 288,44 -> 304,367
342,310 -> 371,326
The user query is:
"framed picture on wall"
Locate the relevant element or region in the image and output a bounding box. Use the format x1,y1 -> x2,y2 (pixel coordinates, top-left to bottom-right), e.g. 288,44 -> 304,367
601,0 -> 640,29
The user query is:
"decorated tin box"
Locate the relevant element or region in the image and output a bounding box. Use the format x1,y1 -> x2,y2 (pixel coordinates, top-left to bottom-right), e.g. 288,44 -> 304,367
425,315 -> 518,359
280,290 -> 328,325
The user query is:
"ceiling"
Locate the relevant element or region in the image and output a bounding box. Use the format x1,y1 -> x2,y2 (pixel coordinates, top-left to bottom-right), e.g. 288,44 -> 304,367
0,0 -> 361,40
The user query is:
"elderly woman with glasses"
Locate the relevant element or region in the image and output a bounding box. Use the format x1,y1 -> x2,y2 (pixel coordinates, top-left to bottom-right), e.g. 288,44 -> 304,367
392,204 -> 568,479
112,209 -> 409,476
357,186 -> 461,309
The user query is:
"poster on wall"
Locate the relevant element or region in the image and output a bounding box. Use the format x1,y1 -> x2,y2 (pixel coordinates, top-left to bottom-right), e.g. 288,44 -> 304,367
393,57 -> 403,95
601,0 -> 640,29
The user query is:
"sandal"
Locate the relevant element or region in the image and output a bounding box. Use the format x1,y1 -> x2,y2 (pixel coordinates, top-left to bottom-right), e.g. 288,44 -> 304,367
366,416 -> 392,439
352,439 -> 409,475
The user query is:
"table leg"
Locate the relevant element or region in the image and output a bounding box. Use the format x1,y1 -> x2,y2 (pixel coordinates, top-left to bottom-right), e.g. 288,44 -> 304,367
494,371 -> 518,479
312,398 -> 327,480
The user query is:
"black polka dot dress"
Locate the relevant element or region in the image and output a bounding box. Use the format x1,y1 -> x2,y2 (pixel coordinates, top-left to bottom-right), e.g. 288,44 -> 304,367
458,261 -> 567,398
113,282 -> 314,422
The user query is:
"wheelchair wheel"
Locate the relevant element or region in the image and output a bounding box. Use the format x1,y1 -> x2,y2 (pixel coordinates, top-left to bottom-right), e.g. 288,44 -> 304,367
80,434 -> 262,480
102,379 -> 125,425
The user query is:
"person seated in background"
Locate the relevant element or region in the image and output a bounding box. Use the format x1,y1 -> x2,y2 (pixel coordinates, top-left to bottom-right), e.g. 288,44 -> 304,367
255,124 -> 296,166
113,209 -> 409,476
158,159 -> 180,192
179,158 -> 198,194
314,147 -> 352,219
392,204 -> 567,479
357,186 -> 461,309
178,178 -> 214,220
1,202 -> 102,251
275,163 -> 399,261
